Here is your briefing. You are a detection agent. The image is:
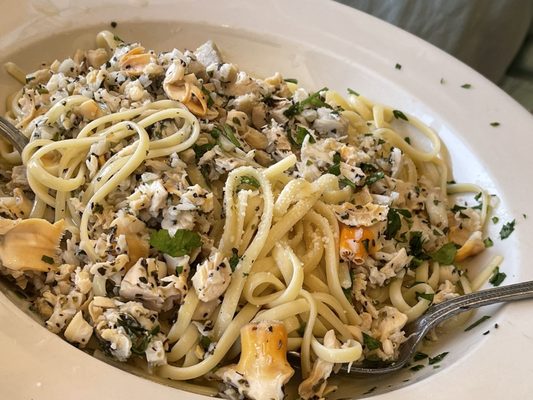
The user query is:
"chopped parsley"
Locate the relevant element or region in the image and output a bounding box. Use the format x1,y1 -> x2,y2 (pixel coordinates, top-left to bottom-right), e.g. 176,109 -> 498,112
428,352 -> 449,365
366,171 -> 385,185
41,255 -> 54,265
211,124 -> 241,148
461,83 -> 472,89
92,203 -> 104,214
416,292 -> 434,302
362,332 -> 381,351
110,21 -> 117,28
229,248 -> 240,271
291,126 -> 315,146
328,153 -> 341,176
175,265 -> 183,275
201,86 -> 214,107
240,175 -> 260,189
339,177 -> 356,189
483,237 -> 494,248
347,88 -> 359,96
149,229 -> 202,257
409,231 -> 428,259
392,109 -> 409,121
284,78 -> 298,84
404,136 -> 411,144
283,87 -> 329,118
409,364 -> 425,372
440,78 -> 445,84
430,242 -> 457,265
489,267 -> 506,286
499,219 -> 515,240
113,34 -> 124,42
413,351 -> 428,361
199,335 -> 212,351
384,208 -> 411,240
395,63 -> 402,70
490,122 -> 500,127
117,314 -> 159,356
193,143 -> 215,159
464,315 -> 491,332
492,216 -> 499,224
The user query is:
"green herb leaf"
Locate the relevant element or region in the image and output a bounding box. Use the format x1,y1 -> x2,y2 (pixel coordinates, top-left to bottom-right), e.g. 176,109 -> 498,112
41,255 -> 54,264
395,63 -> 402,70
113,34 -> 124,42
229,248 -> 240,271
92,203 -> 104,214
339,177 -> 356,189
362,332 -> 381,351
385,208 -> 402,240
193,143 -> 215,159
149,229 -> 202,257
297,323 -> 307,336
117,313 -> 157,356
404,136 -> 411,144
410,364 -> 425,372
409,231 -> 428,259
416,292 -> 434,302
175,265 -> 183,275
37,87 -> 49,94
328,152 -> 342,176
240,175 -> 260,189
492,216 -> 499,224
464,315 -> 491,332
428,352 -> 449,365
413,351 -> 428,361
221,124 -> 241,147
201,86 -> 214,108
430,242 -> 457,265
283,87 -> 329,118
393,110 -> 409,121
347,88 -> 359,96
199,335 -> 212,350
490,122 -> 500,127
292,126 -> 315,146
499,220 -> 515,240
366,171 -> 385,185
284,78 -> 298,84
483,237 -> 494,248
489,267 -> 506,286
461,83 -> 472,89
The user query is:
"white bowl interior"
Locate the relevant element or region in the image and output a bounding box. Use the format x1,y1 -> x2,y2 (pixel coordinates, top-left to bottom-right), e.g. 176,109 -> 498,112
0,7 -> 530,400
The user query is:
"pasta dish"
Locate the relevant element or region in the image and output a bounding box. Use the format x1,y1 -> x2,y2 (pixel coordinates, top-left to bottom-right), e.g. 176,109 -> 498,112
0,32 -> 502,399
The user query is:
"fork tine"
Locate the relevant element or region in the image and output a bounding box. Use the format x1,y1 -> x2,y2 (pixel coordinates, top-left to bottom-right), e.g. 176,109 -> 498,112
0,116 -> 29,154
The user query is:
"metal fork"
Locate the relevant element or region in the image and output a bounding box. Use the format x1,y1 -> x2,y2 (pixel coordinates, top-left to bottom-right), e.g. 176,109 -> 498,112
341,280 -> 533,374
0,116 -> 28,153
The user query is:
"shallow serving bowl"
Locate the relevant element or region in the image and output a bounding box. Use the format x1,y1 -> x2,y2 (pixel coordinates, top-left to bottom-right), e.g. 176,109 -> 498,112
1,0 -> 532,399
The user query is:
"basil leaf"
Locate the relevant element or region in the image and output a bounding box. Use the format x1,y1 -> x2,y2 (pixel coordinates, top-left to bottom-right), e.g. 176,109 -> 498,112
149,229 -> 202,257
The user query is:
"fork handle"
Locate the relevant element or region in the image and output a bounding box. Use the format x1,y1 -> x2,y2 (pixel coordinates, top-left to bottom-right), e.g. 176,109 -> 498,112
0,116 -> 28,154
421,280 -> 533,331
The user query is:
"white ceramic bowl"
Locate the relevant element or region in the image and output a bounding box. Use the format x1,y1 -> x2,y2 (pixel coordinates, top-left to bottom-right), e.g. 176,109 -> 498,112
1,1 -> 533,399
